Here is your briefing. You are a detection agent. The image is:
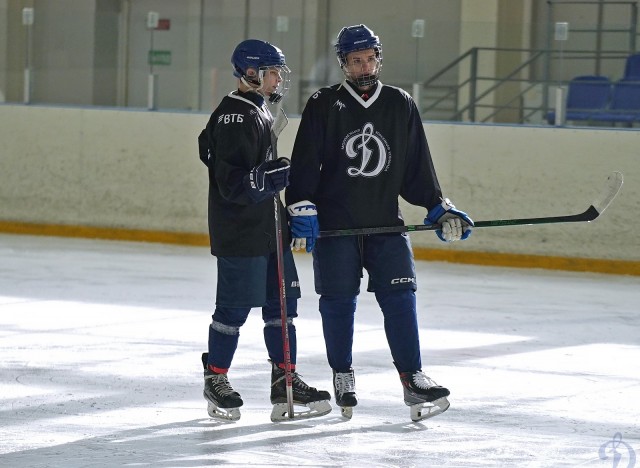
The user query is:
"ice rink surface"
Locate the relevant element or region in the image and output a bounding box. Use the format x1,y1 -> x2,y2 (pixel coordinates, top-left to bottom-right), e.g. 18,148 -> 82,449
0,233 -> 638,468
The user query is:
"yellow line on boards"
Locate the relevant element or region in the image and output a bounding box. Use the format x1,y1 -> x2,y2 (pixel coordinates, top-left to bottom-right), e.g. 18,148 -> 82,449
412,247 -> 640,276
0,221 -> 209,247
1,220 -> 638,276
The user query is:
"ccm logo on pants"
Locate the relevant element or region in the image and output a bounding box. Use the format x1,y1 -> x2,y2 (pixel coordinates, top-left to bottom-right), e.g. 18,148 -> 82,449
390,277 -> 416,285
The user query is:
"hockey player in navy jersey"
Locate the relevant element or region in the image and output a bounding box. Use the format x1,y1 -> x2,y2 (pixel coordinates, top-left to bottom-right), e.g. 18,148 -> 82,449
197,39 -> 331,422
285,25 -> 474,421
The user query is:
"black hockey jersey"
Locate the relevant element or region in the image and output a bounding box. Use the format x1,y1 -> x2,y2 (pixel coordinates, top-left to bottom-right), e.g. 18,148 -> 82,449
285,81 -> 443,231
198,91 -> 289,256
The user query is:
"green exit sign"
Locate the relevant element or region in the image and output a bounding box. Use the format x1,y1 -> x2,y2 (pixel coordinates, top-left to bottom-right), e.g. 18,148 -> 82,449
148,50 -> 171,66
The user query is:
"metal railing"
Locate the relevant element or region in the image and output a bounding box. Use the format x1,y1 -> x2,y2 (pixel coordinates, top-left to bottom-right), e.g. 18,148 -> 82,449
417,0 -> 640,124
418,47 -> 636,124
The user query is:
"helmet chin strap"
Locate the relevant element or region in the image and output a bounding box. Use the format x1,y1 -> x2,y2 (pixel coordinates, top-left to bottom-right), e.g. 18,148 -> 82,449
239,67 -> 289,103
240,76 -> 267,97
240,76 -> 283,104
240,76 -> 260,90
241,71 -> 276,101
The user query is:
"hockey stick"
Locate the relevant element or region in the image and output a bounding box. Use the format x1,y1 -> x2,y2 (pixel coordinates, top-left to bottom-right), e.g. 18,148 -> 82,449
318,171 -> 623,238
270,103 -> 294,419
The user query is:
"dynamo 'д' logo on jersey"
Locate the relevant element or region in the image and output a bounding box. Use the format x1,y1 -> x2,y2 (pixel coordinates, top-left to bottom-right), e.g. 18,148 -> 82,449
342,122 -> 391,178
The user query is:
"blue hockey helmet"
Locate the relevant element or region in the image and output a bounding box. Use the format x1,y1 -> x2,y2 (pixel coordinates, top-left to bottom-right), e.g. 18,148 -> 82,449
231,39 -> 290,103
334,24 -> 382,87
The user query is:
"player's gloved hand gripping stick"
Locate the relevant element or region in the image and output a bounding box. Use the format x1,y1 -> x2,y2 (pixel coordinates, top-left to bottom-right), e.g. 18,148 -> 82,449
424,198 -> 474,242
244,158 -> 290,203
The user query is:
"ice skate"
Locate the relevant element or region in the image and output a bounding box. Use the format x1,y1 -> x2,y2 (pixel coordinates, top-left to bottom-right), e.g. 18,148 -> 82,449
399,370 -> 450,422
269,360 -> 332,422
202,353 -> 243,421
333,369 -> 357,419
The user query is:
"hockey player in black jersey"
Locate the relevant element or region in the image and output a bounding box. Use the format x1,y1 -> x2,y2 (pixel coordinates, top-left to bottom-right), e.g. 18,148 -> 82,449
197,39 -> 331,422
285,25 -> 474,422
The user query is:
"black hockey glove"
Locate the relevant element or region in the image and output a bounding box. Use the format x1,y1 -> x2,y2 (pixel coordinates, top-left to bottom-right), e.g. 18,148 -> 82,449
243,157 -> 290,203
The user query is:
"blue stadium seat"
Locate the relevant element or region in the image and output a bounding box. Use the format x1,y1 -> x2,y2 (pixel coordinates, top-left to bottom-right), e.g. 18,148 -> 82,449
623,53 -> 640,80
546,75 -> 612,125
590,79 -> 640,124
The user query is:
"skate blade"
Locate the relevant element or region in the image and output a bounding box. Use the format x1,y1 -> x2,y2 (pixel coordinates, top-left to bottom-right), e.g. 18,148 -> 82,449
410,396 -> 450,422
207,402 -> 241,421
340,406 -> 353,419
270,400 -> 332,422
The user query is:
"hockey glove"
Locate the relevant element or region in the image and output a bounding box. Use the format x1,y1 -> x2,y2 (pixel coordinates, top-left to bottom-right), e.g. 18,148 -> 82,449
425,198 -> 474,242
243,157 -> 290,203
287,200 -> 319,252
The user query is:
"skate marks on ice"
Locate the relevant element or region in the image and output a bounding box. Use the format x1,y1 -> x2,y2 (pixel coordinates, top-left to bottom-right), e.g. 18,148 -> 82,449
1,235 -> 640,467
2,401 -> 635,468
0,413 -> 434,468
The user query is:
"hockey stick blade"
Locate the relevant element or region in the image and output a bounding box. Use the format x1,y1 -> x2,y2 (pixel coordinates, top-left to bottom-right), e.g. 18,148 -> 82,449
591,171 -> 623,215
271,106 -> 289,139
318,172 -> 623,238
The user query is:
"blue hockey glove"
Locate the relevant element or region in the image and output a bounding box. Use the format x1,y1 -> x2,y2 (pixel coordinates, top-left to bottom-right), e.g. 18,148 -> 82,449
243,157 -> 290,203
287,200 -> 319,252
425,198 -> 474,242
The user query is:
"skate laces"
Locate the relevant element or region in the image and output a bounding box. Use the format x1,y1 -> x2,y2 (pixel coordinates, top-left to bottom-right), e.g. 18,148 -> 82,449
292,372 -> 311,390
206,373 -> 237,397
411,371 -> 437,389
272,368 -> 312,391
334,371 -> 356,394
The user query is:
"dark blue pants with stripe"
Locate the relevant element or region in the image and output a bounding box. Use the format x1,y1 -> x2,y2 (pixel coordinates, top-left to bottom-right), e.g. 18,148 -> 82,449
312,233 -> 422,373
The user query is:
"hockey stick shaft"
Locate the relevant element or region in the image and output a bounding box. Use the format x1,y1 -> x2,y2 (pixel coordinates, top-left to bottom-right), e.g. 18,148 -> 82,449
319,172 -> 623,238
271,105 -> 294,418
273,196 -> 294,418
318,208 -> 597,237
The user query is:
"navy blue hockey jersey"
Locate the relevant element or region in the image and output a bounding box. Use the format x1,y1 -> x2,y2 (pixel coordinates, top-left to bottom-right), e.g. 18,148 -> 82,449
285,81 -> 443,231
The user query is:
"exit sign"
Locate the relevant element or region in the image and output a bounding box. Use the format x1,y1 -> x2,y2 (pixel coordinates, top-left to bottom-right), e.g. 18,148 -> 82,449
148,50 -> 171,66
